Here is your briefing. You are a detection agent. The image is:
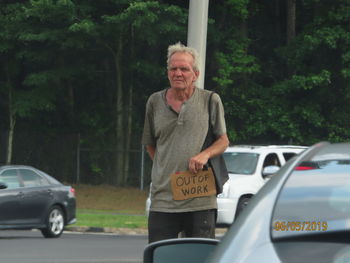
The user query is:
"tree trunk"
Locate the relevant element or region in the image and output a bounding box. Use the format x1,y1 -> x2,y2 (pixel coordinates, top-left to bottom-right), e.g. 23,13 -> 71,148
286,0 -> 296,76
275,0 -> 281,39
6,76 -> 15,164
67,80 -> 75,126
123,86 -> 132,185
287,0 -> 296,44
122,27 -> 135,185
115,36 -> 125,186
239,14 -> 248,84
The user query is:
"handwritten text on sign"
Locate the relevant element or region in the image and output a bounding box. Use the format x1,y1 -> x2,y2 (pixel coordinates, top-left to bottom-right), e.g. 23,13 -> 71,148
171,168 -> 217,200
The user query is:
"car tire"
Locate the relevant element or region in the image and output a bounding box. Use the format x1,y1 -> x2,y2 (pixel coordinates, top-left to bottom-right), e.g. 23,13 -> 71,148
235,196 -> 251,220
41,205 -> 65,238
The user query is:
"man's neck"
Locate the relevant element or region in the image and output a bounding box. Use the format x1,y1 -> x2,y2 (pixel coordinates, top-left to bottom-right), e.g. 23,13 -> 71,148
165,86 -> 196,113
169,86 -> 196,102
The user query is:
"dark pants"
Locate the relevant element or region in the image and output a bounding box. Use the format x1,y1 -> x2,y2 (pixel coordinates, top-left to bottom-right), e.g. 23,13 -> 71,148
148,209 -> 217,243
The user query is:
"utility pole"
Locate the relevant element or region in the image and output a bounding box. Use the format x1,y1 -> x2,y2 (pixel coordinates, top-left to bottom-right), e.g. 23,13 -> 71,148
187,0 -> 209,89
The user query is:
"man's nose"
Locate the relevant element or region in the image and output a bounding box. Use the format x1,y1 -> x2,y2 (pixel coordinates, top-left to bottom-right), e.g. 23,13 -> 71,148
174,68 -> 183,75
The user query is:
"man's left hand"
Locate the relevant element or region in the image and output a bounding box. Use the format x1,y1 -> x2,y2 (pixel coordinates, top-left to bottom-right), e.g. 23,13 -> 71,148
189,152 -> 210,174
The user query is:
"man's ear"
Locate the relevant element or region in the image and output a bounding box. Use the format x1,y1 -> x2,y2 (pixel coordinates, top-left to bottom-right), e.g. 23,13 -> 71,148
194,70 -> 200,81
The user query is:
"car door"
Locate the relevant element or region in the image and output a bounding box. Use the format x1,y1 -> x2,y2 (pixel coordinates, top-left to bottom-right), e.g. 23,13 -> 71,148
0,169 -> 23,225
17,168 -> 53,224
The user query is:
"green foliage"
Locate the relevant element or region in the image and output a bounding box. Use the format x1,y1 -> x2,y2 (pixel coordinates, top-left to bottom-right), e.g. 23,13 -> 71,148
14,88 -> 56,117
209,0 -> 350,144
1,0 -> 350,184
225,0 -> 250,19
213,40 -> 260,88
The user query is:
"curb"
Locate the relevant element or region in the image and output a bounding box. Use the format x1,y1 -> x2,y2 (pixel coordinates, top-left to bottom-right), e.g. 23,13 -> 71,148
65,226 -> 228,236
65,226 -> 148,235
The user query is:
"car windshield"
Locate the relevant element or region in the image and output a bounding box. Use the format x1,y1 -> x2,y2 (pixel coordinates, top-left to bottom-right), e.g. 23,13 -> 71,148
223,152 -> 259,175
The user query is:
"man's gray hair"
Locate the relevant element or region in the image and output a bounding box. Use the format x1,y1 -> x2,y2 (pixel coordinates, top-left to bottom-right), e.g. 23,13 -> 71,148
167,42 -> 200,72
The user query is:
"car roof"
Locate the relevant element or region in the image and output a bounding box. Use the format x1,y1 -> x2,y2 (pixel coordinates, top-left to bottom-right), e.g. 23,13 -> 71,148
310,142 -> 350,161
0,165 -> 37,170
225,145 -> 308,153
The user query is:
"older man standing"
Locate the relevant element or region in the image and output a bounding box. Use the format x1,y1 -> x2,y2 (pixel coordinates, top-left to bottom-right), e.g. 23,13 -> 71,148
142,42 -> 229,243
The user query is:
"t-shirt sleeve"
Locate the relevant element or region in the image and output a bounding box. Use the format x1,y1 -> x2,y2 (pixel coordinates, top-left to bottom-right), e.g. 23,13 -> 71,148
142,95 -> 156,146
210,93 -> 227,137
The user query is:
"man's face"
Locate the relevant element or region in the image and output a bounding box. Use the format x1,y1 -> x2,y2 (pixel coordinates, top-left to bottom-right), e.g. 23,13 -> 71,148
167,52 -> 199,90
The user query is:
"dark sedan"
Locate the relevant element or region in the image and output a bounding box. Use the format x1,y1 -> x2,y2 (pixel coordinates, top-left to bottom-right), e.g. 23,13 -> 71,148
0,165 -> 76,238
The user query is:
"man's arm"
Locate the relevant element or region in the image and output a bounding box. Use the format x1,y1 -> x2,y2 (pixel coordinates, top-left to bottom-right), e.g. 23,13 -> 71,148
146,144 -> 156,161
189,134 -> 229,174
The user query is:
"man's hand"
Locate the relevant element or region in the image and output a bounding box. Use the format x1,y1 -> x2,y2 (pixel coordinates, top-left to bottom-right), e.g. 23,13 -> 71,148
189,134 -> 229,173
146,145 -> 156,160
189,152 -> 210,174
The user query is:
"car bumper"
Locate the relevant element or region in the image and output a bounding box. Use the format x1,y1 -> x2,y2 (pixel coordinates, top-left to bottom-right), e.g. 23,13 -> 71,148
65,198 -> 76,225
217,197 -> 237,225
67,218 -> 77,225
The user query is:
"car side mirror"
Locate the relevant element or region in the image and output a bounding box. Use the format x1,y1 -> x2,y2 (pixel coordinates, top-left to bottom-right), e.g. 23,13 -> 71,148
0,182 -> 8,189
143,238 -> 219,263
262,165 -> 280,179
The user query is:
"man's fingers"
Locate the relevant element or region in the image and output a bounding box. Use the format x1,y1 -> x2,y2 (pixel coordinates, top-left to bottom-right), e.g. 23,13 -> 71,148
189,159 -> 204,174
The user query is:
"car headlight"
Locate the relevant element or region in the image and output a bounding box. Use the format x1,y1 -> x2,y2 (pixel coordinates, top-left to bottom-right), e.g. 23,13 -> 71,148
217,182 -> 230,198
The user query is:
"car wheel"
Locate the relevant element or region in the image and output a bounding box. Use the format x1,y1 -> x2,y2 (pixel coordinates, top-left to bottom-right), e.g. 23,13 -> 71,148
41,205 -> 65,238
235,196 -> 251,220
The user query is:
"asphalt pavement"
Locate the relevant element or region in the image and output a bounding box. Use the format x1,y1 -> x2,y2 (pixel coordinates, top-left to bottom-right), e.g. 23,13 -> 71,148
0,230 -> 148,263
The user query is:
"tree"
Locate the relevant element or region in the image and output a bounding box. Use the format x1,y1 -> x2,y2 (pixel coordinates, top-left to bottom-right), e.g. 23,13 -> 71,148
208,0 -> 261,142
209,0 -> 350,144
1,0 -> 350,185
0,1 -> 58,163
270,0 -> 350,143
70,0 -> 187,185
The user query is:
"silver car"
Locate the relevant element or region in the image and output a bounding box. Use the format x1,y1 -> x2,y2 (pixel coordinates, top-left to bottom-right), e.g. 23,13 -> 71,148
144,142 -> 350,263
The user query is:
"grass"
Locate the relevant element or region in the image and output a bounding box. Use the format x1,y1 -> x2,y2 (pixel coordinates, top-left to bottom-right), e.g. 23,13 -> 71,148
76,213 -> 148,228
72,184 -> 149,229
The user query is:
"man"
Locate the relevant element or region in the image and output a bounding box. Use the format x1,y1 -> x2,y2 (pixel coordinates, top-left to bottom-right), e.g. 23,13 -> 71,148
142,42 -> 229,243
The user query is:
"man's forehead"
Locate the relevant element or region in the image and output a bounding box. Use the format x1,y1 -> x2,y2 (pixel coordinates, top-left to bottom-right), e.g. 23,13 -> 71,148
170,52 -> 194,62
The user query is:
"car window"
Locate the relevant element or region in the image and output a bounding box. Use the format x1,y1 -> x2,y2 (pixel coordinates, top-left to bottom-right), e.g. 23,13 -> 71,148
37,170 -> 61,185
19,169 -> 49,187
283,152 -> 297,161
263,153 -> 281,168
271,159 -> 350,239
0,169 -> 21,189
223,152 -> 259,175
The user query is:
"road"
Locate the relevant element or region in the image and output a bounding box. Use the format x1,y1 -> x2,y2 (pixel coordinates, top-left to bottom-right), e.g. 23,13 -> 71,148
0,230 -> 148,263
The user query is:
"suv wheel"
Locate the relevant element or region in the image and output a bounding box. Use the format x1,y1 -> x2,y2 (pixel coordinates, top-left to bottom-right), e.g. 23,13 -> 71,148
235,196 -> 251,220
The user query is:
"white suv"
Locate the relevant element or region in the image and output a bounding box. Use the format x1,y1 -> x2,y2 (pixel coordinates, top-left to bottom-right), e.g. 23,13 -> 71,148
217,145 -> 307,226
145,145 -> 307,225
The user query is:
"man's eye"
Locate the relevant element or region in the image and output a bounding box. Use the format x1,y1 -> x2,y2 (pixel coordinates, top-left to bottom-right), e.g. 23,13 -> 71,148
169,67 -> 191,72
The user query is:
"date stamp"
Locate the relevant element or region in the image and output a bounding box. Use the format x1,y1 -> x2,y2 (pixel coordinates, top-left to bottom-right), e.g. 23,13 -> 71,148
273,221 -> 328,231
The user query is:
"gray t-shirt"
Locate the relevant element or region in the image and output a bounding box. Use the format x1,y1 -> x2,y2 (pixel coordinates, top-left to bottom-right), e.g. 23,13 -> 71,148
142,88 -> 227,212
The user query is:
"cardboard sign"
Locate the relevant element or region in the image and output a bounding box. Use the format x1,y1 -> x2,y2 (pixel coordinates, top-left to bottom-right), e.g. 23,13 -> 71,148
170,168 -> 217,201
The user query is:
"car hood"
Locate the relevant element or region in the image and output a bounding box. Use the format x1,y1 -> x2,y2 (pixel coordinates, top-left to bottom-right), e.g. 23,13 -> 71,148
223,173 -> 264,195
228,173 -> 256,183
